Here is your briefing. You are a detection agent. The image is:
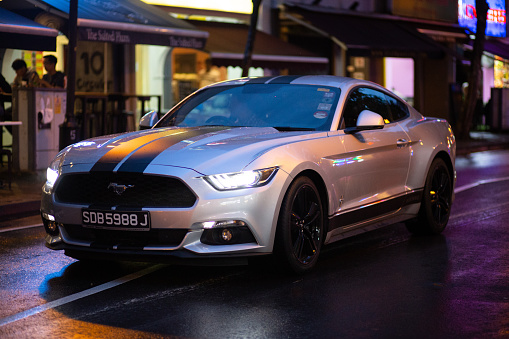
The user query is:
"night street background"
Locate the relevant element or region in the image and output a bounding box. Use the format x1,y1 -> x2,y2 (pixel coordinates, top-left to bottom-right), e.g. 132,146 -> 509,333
0,150 -> 508,338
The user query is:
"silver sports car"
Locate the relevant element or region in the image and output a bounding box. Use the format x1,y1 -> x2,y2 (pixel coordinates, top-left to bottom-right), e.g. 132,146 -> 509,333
42,75 -> 456,273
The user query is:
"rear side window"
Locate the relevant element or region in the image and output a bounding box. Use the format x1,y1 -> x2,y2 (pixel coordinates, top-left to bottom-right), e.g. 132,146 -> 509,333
385,94 -> 409,121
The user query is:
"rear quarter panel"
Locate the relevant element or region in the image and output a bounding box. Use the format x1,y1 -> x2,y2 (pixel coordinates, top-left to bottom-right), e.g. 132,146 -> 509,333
398,109 -> 456,191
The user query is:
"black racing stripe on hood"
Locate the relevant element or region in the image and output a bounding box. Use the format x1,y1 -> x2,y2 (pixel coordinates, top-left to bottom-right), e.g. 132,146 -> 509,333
116,126 -> 231,173
90,130 -> 174,172
91,127 -> 228,172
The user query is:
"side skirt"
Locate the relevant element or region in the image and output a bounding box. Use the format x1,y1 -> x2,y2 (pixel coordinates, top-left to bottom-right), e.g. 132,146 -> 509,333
325,190 -> 422,244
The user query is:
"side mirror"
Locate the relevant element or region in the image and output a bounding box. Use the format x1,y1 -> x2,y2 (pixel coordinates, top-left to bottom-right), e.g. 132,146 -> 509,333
139,110 -> 159,130
344,110 -> 384,134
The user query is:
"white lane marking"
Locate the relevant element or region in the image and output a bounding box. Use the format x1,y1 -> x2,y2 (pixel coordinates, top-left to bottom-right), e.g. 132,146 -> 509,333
0,223 -> 43,233
450,201 -> 509,221
0,264 -> 164,327
0,175 -> 507,325
454,176 -> 509,194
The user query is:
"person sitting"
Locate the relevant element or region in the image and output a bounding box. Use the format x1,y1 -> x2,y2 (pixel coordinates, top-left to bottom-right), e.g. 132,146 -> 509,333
228,94 -> 266,127
40,55 -> 66,88
11,59 -> 41,88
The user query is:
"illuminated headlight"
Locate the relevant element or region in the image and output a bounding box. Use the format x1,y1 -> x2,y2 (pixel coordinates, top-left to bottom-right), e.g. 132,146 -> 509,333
44,149 -> 68,192
202,167 -> 278,191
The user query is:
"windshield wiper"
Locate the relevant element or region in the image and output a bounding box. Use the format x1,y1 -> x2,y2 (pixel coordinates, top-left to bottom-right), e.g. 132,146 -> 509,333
273,126 -> 315,131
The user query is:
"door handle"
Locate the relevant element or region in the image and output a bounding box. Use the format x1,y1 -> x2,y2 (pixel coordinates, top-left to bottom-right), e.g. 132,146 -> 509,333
397,139 -> 411,147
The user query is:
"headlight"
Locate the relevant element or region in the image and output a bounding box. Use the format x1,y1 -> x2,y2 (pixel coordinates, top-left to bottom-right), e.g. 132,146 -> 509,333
44,149 -> 68,192
202,167 -> 278,191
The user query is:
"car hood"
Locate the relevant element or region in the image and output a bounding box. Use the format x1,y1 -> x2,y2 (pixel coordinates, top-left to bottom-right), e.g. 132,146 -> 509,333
62,126 -> 323,175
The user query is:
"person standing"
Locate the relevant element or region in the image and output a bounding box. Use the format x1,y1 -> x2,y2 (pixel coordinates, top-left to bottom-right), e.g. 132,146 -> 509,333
0,73 -> 11,95
11,59 -> 40,88
0,73 -> 12,122
40,55 -> 66,88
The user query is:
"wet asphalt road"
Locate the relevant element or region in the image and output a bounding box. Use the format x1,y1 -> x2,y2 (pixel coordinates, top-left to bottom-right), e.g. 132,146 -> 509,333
0,150 -> 508,338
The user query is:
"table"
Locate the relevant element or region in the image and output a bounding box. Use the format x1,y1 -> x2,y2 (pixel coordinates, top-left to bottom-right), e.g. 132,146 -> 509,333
108,93 -> 162,133
0,121 -> 22,147
0,121 -> 22,125
75,92 -> 108,139
75,92 -> 162,137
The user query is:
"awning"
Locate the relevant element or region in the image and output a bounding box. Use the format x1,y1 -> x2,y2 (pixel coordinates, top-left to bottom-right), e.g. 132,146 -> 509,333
284,4 -> 446,59
190,20 -> 329,72
483,39 -> 509,60
0,7 -> 58,51
2,0 -> 208,48
77,18 -> 207,48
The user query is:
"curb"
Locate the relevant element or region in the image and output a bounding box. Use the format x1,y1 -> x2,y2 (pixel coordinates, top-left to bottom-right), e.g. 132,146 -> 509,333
455,142 -> 509,155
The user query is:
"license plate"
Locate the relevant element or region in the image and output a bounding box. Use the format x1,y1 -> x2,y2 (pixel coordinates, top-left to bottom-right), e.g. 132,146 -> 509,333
82,209 -> 150,230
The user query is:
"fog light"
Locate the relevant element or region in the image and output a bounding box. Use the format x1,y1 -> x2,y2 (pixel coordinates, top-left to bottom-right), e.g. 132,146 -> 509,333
47,221 -> 58,233
42,213 -> 61,236
221,228 -> 233,242
44,220 -> 61,236
200,225 -> 257,245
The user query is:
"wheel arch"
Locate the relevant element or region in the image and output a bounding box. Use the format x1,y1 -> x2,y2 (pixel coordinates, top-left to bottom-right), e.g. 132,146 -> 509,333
434,150 -> 456,192
292,169 -> 330,236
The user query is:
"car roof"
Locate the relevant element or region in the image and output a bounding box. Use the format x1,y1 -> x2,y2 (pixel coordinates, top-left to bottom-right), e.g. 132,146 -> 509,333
208,75 -> 381,90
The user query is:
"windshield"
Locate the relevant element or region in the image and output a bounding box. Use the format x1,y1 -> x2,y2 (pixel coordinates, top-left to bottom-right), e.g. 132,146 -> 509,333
156,84 -> 341,131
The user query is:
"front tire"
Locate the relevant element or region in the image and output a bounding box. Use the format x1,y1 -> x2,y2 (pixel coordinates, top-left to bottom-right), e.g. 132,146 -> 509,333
275,176 -> 324,273
406,157 -> 452,235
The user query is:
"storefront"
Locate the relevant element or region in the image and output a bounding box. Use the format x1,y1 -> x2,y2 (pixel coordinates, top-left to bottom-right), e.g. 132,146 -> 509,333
280,3 -> 469,121
136,8 -> 329,111
2,0 -> 209,135
458,0 -> 508,130
0,7 -> 60,170
481,40 -> 509,131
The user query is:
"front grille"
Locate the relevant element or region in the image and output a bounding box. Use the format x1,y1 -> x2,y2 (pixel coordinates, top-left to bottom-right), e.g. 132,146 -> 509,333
55,172 -> 196,208
64,224 -> 188,248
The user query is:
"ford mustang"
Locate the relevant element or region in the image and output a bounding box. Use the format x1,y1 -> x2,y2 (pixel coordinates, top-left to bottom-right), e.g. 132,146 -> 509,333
42,75 -> 456,273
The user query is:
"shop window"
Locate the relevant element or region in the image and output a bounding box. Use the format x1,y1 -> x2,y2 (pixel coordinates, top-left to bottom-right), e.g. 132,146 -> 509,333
384,57 -> 414,106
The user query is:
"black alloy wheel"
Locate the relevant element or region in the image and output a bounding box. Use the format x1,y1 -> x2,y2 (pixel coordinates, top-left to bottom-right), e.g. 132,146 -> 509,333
407,157 -> 452,235
276,176 -> 324,273
429,161 -> 452,226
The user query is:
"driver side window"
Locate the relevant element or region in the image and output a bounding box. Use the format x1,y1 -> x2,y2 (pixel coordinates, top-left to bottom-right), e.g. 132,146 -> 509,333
341,87 -> 391,129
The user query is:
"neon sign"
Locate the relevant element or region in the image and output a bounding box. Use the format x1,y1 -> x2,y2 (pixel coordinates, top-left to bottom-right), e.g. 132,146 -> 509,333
458,0 -> 506,37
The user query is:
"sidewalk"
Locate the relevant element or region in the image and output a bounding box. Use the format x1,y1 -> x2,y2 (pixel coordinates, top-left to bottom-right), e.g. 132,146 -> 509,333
0,170 -> 45,220
1,131 -> 509,221
456,131 -> 509,155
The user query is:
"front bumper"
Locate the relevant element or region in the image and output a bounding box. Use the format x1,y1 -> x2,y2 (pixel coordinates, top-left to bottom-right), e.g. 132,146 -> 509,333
41,166 -> 290,259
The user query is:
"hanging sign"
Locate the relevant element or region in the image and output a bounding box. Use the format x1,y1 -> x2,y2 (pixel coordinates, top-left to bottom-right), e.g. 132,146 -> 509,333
458,0 -> 506,37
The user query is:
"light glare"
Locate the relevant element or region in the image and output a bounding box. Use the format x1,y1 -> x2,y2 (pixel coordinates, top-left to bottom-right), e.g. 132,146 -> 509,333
46,168 -> 59,188
203,167 -> 277,191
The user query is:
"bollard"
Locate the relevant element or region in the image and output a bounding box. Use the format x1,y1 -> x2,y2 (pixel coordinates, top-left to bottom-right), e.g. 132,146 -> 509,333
59,120 -> 81,150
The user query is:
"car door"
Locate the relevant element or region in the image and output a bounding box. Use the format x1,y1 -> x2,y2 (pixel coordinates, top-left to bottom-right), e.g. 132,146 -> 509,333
338,87 -> 411,220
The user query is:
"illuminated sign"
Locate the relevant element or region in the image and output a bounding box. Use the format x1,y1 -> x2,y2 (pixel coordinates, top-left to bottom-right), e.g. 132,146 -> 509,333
458,0 -> 506,37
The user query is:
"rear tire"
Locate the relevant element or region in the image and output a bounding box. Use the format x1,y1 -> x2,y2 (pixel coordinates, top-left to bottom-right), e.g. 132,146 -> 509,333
406,158 -> 452,235
275,176 -> 324,274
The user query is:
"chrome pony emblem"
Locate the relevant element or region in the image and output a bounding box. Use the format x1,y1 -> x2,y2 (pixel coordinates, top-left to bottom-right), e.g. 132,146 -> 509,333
108,183 -> 134,195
